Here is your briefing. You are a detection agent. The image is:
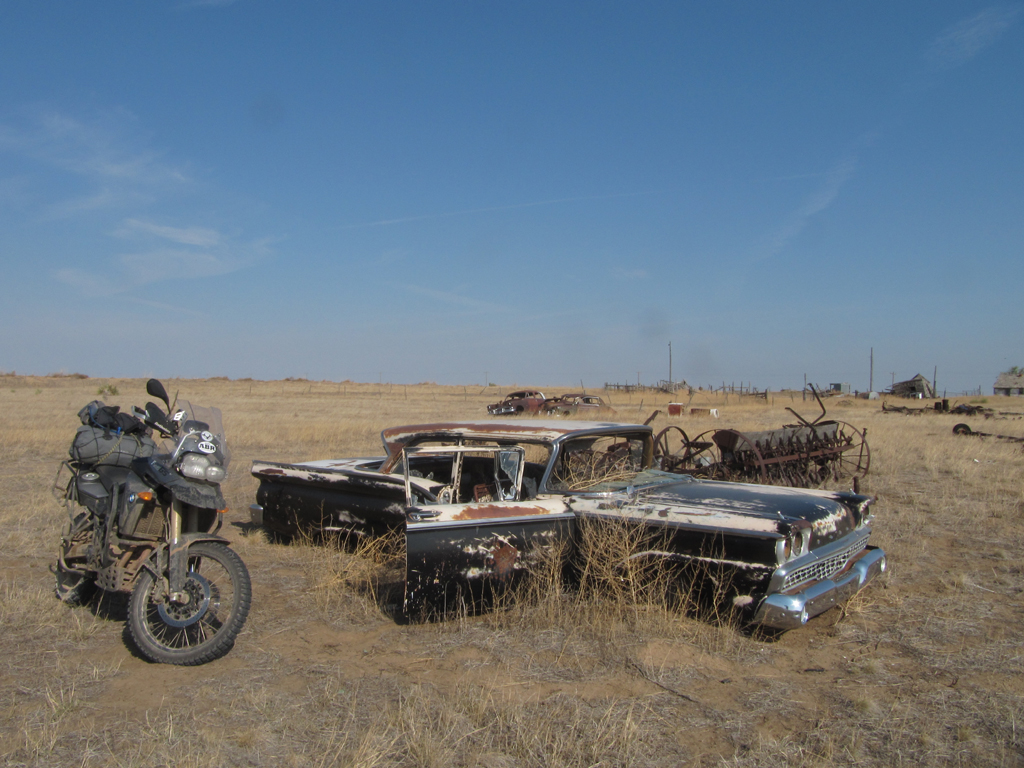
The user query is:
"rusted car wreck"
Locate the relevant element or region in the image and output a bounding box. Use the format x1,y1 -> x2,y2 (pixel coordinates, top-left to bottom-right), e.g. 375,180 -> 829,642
251,420 -> 886,629
486,390 -> 547,415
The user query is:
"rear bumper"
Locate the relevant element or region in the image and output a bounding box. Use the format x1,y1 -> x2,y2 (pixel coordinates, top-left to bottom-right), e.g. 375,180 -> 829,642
753,546 -> 886,630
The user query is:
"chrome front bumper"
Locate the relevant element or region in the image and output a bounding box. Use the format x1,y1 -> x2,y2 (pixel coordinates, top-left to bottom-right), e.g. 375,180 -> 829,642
753,546 -> 887,630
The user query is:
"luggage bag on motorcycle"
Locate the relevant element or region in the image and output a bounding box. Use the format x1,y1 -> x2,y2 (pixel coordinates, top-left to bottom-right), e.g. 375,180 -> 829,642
69,426 -> 156,468
69,399 -> 156,468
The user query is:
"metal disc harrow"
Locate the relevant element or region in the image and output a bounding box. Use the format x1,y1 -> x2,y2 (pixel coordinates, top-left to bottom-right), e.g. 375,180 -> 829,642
654,388 -> 870,488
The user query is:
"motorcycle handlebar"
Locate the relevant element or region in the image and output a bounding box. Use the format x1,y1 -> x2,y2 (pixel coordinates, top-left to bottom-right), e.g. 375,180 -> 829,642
144,402 -> 176,437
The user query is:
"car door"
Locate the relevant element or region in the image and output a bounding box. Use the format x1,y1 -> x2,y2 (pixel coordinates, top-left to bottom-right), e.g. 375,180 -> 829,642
402,445 -> 574,614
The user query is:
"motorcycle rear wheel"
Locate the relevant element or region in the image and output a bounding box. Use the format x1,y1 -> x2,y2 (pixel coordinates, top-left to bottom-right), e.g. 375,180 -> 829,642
128,542 -> 251,666
54,510 -> 98,606
53,562 -> 97,606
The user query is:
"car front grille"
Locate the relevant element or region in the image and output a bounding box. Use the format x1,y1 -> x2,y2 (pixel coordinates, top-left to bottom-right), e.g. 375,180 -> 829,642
783,539 -> 867,591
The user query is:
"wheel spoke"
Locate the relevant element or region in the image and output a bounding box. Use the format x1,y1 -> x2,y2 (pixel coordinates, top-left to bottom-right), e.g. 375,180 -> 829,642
129,542 -> 251,665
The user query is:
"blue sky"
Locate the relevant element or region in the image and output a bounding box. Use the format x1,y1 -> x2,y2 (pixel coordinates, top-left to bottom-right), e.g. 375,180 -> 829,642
1,2 -> 1021,393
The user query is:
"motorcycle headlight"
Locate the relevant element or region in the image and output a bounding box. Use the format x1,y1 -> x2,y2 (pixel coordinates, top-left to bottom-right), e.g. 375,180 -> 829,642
179,453 -> 211,479
179,454 -> 228,482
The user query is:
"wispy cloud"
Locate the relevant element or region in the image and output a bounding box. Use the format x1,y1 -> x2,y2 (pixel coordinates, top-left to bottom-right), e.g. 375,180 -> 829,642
53,267 -> 116,295
403,284 -> 507,312
0,106 -> 193,224
115,218 -> 223,247
925,6 -> 1021,70
0,103 -> 275,299
339,190 -> 659,230
753,156 -> 856,263
120,247 -> 252,283
0,107 -> 188,185
43,188 -> 124,219
54,227 -> 270,295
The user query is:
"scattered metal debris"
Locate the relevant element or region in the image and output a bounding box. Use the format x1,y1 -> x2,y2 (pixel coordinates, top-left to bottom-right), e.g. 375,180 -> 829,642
881,402 -> 932,415
884,400 -> 1022,419
949,403 -> 989,415
654,387 -> 870,488
951,424 -> 1024,444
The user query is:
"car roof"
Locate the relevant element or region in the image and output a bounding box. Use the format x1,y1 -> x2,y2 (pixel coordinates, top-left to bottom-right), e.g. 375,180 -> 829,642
380,420 -> 651,453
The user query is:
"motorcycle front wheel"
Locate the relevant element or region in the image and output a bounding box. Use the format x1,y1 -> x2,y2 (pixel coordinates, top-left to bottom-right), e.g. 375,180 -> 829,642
128,542 -> 251,666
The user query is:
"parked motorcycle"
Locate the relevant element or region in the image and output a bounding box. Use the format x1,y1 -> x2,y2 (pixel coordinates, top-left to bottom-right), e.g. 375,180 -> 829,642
52,379 -> 251,665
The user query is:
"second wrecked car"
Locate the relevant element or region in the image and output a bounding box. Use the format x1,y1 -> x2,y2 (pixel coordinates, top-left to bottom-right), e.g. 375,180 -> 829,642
543,393 -> 614,416
251,420 -> 885,629
486,390 -> 548,415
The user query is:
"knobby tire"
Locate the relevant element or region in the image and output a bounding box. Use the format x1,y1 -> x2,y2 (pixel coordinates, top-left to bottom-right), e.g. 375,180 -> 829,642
127,542 -> 251,666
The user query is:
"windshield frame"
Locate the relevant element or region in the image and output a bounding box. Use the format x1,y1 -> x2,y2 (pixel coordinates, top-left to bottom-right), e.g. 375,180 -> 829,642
157,400 -> 231,471
541,429 -> 658,494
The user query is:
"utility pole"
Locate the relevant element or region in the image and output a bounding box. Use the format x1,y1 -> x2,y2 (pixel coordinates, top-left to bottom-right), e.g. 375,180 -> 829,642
933,365 -> 937,396
668,342 -> 673,390
870,347 -> 874,392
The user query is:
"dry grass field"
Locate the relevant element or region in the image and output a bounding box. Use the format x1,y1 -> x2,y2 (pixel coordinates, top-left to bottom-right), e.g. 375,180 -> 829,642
2,375 -> 1023,767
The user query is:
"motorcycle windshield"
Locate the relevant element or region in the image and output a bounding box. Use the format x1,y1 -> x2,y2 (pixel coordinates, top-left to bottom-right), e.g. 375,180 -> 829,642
161,400 -> 231,471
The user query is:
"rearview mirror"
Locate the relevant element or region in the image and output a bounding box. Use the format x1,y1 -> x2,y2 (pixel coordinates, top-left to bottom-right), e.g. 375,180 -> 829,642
146,379 -> 170,411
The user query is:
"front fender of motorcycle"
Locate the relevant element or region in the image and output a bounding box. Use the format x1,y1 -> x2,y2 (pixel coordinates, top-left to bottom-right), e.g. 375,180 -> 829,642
132,456 -> 227,511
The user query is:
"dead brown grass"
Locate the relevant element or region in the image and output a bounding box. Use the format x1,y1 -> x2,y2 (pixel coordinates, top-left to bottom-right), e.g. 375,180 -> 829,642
2,377 -> 1024,766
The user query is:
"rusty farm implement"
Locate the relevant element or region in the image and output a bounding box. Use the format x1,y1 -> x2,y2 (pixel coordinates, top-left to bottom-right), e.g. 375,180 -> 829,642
653,388 -> 870,489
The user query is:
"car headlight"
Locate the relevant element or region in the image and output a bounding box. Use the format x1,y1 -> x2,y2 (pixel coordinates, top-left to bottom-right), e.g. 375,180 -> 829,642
797,529 -> 810,555
776,536 -> 794,564
775,530 -> 810,565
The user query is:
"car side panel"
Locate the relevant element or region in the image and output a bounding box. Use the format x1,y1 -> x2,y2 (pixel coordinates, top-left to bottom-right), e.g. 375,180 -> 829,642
405,499 -> 573,614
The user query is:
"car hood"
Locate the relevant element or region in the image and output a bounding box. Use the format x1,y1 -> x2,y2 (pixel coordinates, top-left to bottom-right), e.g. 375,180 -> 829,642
570,478 -> 864,545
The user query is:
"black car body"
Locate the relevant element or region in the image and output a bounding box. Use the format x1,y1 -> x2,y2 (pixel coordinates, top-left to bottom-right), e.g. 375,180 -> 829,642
251,420 -> 885,629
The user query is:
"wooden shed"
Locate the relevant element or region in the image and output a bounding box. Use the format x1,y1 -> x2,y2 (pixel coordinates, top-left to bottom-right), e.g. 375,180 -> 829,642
890,374 -> 936,399
994,372 -> 1024,396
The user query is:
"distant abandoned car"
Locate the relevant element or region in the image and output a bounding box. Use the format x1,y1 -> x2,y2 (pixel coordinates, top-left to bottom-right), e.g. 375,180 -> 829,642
486,390 -> 547,415
543,393 -> 614,416
251,420 -> 885,629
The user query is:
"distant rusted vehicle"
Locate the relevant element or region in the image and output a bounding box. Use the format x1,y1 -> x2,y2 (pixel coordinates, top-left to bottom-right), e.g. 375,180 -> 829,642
487,390 -> 547,415
251,420 -> 885,630
543,393 -> 614,416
